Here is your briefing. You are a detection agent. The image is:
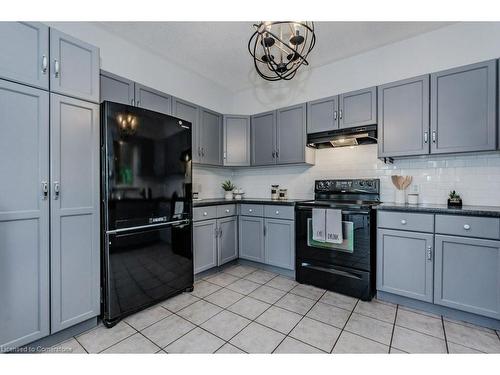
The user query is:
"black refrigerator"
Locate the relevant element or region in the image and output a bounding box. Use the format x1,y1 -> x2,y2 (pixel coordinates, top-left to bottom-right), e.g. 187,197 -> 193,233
100,101 -> 193,327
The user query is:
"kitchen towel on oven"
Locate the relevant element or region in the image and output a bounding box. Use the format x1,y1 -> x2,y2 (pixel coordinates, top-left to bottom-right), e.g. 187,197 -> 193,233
326,209 -> 343,244
312,208 -> 326,242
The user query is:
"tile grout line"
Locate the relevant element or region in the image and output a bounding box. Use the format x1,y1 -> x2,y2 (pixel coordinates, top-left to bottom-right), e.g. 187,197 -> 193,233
441,316 -> 449,354
72,335 -> 89,354
388,304 -> 398,353
96,321 -> 141,353
330,298 -> 360,354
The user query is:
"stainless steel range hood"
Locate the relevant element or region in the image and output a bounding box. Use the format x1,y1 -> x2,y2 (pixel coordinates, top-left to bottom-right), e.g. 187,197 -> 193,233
307,125 -> 377,149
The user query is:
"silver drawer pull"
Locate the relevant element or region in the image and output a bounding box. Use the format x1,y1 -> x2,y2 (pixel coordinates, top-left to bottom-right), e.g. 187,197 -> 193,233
275,210 -> 280,215
54,59 -> 60,78
401,219 -> 407,225
249,209 -> 253,212
463,224 -> 471,230
225,209 -> 230,213
41,55 -> 48,74
203,212 -> 208,216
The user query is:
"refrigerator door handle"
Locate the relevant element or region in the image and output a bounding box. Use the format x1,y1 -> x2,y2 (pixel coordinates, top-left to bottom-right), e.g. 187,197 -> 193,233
106,219 -> 191,234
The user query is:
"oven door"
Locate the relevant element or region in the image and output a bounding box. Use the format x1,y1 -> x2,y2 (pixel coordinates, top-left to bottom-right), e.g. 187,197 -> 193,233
295,205 -> 373,272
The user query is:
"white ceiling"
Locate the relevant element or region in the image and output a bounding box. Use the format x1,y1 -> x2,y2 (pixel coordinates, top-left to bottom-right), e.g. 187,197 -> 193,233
94,21 -> 452,93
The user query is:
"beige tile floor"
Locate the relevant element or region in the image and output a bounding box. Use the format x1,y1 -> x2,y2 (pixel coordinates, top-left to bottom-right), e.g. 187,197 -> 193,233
52,263 -> 500,354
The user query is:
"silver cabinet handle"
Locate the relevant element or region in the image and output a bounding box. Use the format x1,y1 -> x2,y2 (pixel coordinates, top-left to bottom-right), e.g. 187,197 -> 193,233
54,59 -> 60,78
41,181 -> 48,200
427,246 -> 433,261
41,55 -> 48,74
275,149 -> 279,158
333,110 -> 338,120
223,151 -> 227,160
339,109 -> 343,119
424,131 -> 428,144
53,181 -> 60,200
131,99 -> 135,106
214,227 -> 218,237
225,209 -> 230,213
401,219 -> 407,225
219,228 -> 223,237
272,151 -> 276,158
275,210 -> 280,215
248,209 -> 253,213
201,148 -> 205,157
137,100 -> 141,106
263,225 -> 266,236
203,212 -> 208,216
432,130 -> 437,143
463,224 -> 471,230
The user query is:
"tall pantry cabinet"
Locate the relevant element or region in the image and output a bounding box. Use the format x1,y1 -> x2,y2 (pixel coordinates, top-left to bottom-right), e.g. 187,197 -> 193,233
0,22 -> 100,351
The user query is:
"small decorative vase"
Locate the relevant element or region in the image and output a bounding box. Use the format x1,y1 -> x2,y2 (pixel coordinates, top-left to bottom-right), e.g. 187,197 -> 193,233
395,189 -> 405,204
224,191 -> 233,200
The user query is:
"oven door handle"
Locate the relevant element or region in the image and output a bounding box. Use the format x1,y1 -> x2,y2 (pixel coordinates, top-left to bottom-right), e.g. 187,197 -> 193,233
300,263 -> 364,280
296,206 -> 370,215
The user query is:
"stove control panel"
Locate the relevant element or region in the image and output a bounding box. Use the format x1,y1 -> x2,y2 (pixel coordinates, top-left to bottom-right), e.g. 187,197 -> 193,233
315,179 -> 379,194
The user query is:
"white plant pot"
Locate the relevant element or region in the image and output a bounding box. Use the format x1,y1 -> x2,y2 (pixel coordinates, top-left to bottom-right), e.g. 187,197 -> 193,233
224,191 -> 233,200
395,189 -> 406,204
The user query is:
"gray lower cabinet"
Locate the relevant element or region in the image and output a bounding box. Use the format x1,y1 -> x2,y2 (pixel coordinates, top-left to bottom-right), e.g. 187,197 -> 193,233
239,216 -> 265,263
430,60 -> 497,154
251,110 -> 277,166
378,75 -> 430,158
307,95 -> 338,134
135,83 -> 172,115
0,80 -> 50,350
50,94 -> 100,333
434,235 -> 500,319
264,218 -> 295,270
49,29 -> 100,103
377,228 -> 434,302
276,103 -> 307,164
223,115 -> 250,166
199,107 -> 223,166
172,97 -> 201,163
193,219 -> 218,274
218,216 -> 238,265
0,22 -> 49,90
339,86 -> 377,129
100,70 -> 134,105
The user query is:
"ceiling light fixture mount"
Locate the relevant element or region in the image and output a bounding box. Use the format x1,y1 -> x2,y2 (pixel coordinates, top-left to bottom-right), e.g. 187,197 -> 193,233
248,21 -> 316,81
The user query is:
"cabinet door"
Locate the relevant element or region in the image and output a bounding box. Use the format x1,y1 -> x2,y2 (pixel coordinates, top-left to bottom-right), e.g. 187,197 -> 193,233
50,29 -> 99,103
0,81 -> 50,350
377,229 -> 434,302
172,97 -> 200,163
307,96 -> 338,134
223,115 -> 250,166
0,22 -> 49,90
193,219 -> 217,274
50,95 -> 100,333
339,87 -> 377,129
378,75 -> 430,157
100,70 -> 134,105
434,235 -> 500,319
135,83 -> 172,115
431,60 -> 497,154
251,110 -> 276,165
199,108 -> 223,166
264,219 -> 295,270
276,103 -> 307,164
218,216 -> 238,265
239,216 -> 265,262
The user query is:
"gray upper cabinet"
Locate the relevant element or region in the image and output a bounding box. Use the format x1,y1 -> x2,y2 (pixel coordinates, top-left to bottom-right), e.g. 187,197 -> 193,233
430,60 -> 497,154
50,94 -> 100,333
339,86 -> 377,129
193,219 -> 217,274
0,22 -> 49,90
377,228 -> 434,303
276,103 -> 307,164
49,29 -> 99,103
251,110 -> 277,166
378,75 -> 430,158
239,216 -> 265,263
434,235 -> 500,319
223,115 -> 250,166
264,218 -> 295,270
172,97 -> 200,163
100,70 -> 134,105
0,80 -> 50,350
218,216 -> 238,265
199,108 -> 223,166
307,96 -> 338,134
135,83 -> 172,115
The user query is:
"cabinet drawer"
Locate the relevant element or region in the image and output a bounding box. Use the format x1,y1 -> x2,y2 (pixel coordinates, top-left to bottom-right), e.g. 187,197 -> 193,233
264,205 -> 294,220
378,211 -> 434,233
193,206 -> 217,221
435,215 -> 500,240
239,204 -> 264,217
217,204 -> 237,218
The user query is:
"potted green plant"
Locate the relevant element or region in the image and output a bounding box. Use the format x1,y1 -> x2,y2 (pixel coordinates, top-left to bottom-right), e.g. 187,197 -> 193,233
448,190 -> 462,208
222,180 -> 236,200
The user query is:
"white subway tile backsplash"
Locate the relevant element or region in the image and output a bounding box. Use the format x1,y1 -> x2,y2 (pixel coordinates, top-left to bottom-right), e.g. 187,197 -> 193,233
193,145 -> 500,206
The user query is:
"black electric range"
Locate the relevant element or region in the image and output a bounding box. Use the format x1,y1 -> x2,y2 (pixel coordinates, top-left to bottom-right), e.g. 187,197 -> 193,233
295,179 -> 380,300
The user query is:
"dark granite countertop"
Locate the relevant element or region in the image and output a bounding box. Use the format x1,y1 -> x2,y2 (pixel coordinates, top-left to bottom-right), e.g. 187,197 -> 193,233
193,198 -> 304,207
375,203 -> 500,217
